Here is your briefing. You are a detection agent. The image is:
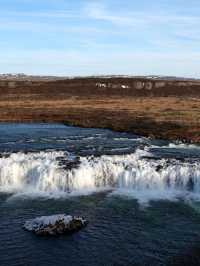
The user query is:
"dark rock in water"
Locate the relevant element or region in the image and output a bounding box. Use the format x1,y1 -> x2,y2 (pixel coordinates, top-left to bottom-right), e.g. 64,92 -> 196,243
23,214 -> 88,236
155,164 -> 164,172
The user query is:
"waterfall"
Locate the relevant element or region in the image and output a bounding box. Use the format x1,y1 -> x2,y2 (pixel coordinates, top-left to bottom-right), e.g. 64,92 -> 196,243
0,149 -> 200,200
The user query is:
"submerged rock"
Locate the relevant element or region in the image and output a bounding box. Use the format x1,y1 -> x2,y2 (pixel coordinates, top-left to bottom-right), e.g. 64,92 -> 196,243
23,214 -> 88,236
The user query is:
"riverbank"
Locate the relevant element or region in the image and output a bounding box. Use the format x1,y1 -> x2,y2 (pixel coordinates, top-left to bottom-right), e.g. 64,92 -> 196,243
0,76 -> 199,143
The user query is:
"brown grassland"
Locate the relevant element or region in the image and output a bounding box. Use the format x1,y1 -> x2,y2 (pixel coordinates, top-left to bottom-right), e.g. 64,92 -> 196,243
0,77 -> 199,143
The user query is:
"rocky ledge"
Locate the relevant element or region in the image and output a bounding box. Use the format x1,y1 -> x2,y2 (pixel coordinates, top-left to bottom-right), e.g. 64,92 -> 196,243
23,214 -> 88,236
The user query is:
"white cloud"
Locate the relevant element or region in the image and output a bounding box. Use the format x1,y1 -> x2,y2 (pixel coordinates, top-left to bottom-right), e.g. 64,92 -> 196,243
84,2 -> 145,27
84,1 -> 200,30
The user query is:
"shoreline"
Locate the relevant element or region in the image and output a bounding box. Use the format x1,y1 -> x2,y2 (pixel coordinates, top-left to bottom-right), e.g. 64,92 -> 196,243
0,114 -> 200,145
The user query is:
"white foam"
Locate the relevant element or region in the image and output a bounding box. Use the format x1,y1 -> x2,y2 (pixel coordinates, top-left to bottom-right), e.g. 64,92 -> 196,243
168,143 -> 200,149
113,137 -> 143,142
152,142 -> 200,150
0,149 -> 200,203
24,214 -> 73,231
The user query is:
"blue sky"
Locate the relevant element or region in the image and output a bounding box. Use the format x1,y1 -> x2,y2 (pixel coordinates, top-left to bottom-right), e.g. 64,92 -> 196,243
0,0 -> 200,77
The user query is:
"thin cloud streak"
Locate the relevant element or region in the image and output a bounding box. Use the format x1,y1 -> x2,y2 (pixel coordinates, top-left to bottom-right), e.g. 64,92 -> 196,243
85,2 -> 200,27
0,10 -> 79,19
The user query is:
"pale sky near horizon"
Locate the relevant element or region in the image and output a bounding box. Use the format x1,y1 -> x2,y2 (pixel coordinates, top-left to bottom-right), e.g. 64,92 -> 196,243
0,0 -> 200,77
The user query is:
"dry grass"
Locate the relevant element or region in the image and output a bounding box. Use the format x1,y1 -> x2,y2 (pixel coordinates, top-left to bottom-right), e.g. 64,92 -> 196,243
0,95 -> 199,142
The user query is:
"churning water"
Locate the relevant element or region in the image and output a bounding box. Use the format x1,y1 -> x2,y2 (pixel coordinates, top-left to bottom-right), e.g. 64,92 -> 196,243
0,123 -> 200,266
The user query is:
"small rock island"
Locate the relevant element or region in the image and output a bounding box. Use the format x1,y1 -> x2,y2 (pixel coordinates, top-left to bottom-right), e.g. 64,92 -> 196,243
23,214 -> 88,236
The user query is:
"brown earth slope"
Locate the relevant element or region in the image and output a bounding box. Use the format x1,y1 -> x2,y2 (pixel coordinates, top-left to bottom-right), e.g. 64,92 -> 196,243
0,76 -> 199,143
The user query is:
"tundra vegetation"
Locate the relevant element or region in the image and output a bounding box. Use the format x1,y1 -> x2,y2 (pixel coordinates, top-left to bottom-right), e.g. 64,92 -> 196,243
0,75 -> 199,143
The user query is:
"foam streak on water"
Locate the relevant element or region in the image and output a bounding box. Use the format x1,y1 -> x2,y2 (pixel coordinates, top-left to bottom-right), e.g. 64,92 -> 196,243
0,148 -> 200,202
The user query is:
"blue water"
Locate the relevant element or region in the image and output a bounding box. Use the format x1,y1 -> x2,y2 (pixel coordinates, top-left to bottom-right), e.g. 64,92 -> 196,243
0,123 -> 200,266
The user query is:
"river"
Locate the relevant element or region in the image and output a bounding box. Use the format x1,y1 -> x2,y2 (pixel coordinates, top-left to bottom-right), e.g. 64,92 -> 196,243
0,123 -> 200,266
